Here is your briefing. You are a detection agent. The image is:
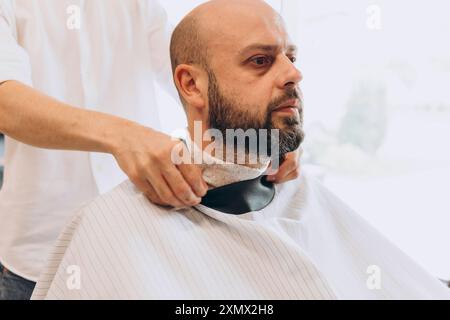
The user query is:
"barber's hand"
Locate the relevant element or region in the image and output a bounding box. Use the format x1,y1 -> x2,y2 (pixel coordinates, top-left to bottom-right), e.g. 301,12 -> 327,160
266,147 -> 303,184
111,122 -> 208,208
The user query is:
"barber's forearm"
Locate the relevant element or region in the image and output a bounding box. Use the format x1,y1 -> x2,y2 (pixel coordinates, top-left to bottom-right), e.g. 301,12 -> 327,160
0,81 -> 207,207
0,80 -> 132,154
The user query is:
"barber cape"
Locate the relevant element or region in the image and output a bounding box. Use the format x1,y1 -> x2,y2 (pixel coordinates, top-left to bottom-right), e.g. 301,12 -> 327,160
31,167 -> 450,300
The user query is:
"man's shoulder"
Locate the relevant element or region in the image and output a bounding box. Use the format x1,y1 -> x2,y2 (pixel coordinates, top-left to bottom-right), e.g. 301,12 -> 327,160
88,179 -> 143,208
73,179 -> 171,225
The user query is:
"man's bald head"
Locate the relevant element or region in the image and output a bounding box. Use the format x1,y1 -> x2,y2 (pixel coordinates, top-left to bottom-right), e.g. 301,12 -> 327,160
170,11 -> 206,76
169,0 -> 282,75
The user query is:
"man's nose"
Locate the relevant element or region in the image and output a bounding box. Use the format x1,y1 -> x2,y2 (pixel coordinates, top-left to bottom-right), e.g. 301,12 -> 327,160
276,56 -> 303,89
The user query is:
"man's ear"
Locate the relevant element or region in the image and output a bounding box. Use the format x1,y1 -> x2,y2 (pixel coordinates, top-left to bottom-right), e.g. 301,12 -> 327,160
174,64 -> 207,110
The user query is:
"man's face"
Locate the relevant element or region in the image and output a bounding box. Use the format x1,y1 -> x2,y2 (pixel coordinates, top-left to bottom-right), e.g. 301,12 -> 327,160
204,7 -> 304,159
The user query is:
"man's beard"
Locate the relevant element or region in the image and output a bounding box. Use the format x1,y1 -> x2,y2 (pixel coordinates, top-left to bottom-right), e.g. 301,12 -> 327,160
207,70 -> 304,163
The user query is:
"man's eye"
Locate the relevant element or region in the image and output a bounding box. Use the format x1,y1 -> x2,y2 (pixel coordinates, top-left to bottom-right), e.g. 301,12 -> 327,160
251,56 -> 272,66
289,56 -> 297,63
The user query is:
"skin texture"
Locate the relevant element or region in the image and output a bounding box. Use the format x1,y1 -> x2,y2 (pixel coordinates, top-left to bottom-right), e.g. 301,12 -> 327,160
0,0 -> 302,209
172,0 -> 304,179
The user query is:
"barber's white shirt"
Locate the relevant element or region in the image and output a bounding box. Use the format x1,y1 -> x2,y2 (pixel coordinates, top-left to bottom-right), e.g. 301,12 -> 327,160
0,0 -> 176,281
32,171 -> 450,300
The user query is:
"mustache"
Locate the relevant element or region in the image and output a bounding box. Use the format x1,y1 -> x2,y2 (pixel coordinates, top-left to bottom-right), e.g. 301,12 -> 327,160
268,88 -> 303,113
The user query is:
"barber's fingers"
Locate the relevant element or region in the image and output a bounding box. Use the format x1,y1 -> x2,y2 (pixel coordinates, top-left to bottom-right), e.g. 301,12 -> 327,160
269,159 -> 299,183
145,169 -> 187,208
142,181 -> 165,206
274,165 -> 302,184
143,181 -> 189,210
160,163 -> 202,206
265,164 -> 279,177
144,181 -> 190,209
177,163 -> 208,198
171,139 -> 208,197
267,148 -> 302,183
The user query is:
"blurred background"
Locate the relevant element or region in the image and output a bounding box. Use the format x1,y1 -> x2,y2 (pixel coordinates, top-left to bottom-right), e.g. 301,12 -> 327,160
154,0 -> 450,280
0,0 -> 448,280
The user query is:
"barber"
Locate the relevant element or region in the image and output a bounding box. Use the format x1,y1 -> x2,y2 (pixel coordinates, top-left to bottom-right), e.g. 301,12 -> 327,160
0,0 -> 301,300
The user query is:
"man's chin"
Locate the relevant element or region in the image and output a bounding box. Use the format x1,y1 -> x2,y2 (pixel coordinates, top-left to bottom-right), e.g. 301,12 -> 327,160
273,121 -> 303,137
271,112 -> 300,125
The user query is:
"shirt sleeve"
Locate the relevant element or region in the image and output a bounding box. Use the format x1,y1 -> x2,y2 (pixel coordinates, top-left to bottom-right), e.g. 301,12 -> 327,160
144,0 -> 179,102
0,0 -> 32,85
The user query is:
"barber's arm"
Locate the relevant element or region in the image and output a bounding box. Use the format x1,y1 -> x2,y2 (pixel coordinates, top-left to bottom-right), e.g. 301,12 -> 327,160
0,81 -> 207,208
0,5 -> 207,208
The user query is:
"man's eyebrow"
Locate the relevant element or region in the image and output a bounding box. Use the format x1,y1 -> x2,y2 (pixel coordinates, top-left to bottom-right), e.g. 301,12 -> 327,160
239,44 -> 298,56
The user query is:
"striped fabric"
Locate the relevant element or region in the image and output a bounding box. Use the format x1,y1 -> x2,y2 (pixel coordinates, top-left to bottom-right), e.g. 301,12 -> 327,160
32,172 -> 450,300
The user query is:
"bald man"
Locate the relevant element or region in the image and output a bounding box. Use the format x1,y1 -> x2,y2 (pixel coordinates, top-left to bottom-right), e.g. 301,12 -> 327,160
32,0 -> 450,300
